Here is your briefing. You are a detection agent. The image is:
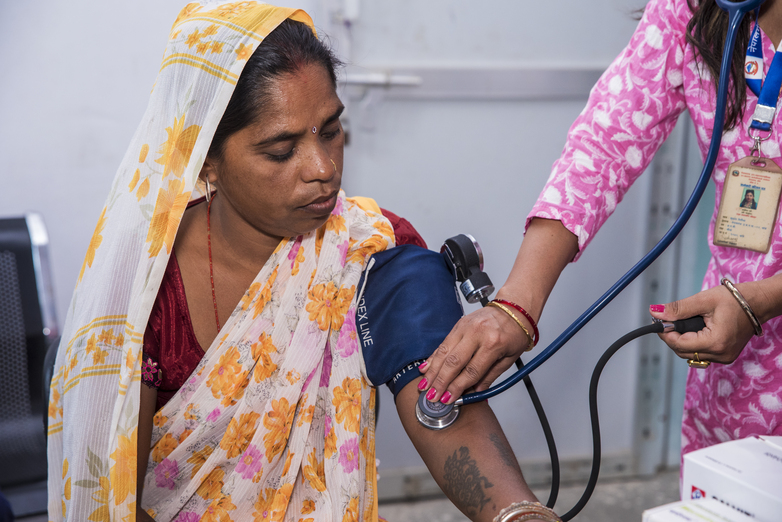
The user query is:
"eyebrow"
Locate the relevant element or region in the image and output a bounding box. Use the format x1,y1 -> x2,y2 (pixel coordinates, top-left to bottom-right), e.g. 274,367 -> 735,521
254,105 -> 345,147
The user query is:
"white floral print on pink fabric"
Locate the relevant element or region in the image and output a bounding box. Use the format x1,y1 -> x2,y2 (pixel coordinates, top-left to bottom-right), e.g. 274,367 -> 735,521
528,0 -> 782,458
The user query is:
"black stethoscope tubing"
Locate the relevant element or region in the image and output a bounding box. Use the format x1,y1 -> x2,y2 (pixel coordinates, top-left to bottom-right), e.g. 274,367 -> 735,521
456,0 -> 767,408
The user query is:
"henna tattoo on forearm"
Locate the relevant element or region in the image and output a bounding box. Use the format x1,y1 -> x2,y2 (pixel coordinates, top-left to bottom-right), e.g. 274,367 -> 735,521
442,446 -> 494,517
489,432 -> 518,470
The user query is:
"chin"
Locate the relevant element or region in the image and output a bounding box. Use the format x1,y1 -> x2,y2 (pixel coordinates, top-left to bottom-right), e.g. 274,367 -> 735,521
284,216 -> 331,239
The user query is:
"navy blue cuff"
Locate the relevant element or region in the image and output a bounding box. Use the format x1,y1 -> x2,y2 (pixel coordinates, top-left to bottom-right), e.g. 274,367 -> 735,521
386,359 -> 426,396
356,245 -> 463,398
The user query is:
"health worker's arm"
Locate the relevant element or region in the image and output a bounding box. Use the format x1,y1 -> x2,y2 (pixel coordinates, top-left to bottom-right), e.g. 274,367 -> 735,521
419,218 -> 577,403
650,275 -> 782,364
420,0 -> 690,402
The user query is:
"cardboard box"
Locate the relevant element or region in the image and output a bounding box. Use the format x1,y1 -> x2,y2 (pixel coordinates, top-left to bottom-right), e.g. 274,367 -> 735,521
681,435 -> 782,522
643,499 -> 755,521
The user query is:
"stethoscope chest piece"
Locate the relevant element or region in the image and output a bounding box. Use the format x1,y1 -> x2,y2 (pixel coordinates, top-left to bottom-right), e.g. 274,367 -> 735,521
415,391 -> 461,430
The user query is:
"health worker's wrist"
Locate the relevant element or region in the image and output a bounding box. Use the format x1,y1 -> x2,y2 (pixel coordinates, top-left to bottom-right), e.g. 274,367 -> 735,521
735,277 -> 782,326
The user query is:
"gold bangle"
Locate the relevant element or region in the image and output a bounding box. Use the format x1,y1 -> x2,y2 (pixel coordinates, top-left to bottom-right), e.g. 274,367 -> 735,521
493,501 -> 562,522
487,301 -> 534,351
721,278 -> 763,336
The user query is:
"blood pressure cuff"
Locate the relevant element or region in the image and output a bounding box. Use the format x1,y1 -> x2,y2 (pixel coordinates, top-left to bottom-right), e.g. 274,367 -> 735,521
356,245 -> 464,398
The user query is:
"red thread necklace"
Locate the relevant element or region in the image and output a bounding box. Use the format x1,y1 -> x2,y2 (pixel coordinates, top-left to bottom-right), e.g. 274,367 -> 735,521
207,195 -> 221,332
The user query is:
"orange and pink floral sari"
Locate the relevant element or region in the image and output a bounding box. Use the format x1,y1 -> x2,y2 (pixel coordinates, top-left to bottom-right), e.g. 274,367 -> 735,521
47,3 -> 392,521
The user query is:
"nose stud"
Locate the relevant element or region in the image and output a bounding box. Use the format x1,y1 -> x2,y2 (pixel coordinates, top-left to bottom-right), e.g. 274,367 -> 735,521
330,159 -> 337,173
312,126 -> 317,134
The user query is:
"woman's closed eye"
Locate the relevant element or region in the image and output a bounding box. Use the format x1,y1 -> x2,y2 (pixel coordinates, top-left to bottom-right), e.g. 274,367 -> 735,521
266,147 -> 295,163
262,124 -> 340,162
320,125 -> 341,141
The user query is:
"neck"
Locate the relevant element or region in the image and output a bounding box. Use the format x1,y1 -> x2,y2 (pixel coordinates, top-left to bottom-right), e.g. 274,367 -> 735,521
759,0 -> 782,49
208,195 -> 281,275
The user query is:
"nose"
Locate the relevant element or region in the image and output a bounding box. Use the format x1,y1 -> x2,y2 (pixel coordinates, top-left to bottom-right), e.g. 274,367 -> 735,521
301,143 -> 337,183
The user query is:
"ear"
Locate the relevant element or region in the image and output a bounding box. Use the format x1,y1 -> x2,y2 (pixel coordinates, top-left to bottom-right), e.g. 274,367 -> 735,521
199,155 -> 219,185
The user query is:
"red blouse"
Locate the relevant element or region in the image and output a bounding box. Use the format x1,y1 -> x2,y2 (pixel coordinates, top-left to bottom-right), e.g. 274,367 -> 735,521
141,207 -> 426,410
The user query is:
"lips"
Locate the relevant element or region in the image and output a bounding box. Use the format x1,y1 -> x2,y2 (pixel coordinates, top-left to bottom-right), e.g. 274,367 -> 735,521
300,190 -> 338,214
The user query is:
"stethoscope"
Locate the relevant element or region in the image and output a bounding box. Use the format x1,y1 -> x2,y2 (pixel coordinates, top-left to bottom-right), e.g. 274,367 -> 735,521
416,0 -> 767,520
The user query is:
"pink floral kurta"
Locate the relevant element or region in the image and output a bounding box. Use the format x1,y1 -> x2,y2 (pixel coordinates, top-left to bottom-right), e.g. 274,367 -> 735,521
529,0 -> 782,457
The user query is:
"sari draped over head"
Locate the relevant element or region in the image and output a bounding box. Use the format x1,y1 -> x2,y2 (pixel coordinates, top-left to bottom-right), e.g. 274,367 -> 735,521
47,3 -> 394,521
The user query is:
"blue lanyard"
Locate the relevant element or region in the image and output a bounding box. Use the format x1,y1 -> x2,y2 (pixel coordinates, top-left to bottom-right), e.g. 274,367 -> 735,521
746,11 -> 782,132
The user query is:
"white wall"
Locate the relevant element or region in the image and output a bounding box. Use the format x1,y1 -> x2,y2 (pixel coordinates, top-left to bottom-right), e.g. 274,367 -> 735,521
0,0 -> 652,476
347,0 -> 641,66
0,0 -> 185,322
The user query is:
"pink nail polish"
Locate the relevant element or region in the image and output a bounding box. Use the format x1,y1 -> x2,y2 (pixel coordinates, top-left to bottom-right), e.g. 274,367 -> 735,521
441,391 -> 452,403
418,378 -> 428,391
418,361 -> 428,371
650,304 -> 665,313
426,388 -> 437,401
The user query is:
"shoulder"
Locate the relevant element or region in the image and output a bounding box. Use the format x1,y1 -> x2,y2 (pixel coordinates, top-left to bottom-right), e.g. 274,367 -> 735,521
379,208 -> 427,249
597,0 -> 692,96
641,0 -> 692,27
628,0 -> 692,54
344,194 -> 427,248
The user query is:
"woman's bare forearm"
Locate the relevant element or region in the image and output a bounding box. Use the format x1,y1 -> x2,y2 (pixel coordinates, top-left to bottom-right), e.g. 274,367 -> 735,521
395,379 -> 547,522
498,217 -> 579,322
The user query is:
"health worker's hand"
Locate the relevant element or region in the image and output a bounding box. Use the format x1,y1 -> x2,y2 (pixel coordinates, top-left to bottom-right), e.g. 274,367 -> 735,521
649,283 -> 758,365
417,304 -> 530,404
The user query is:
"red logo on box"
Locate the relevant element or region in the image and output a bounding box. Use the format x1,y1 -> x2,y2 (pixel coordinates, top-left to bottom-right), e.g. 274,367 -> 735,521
691,486 -> 706,500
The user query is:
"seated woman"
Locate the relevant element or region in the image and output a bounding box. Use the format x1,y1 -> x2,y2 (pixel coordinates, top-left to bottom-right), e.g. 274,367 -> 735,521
47,3 -> 559,522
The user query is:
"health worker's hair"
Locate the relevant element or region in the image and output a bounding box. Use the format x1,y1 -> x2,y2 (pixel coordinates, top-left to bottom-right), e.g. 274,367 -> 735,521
686,0 -> 752,130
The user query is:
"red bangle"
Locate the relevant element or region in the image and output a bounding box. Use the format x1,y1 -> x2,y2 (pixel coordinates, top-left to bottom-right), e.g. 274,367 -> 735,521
492,299 -> 539,346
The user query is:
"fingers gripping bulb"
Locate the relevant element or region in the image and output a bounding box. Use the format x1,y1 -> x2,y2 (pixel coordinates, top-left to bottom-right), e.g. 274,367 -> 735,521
651,316 -> 706,333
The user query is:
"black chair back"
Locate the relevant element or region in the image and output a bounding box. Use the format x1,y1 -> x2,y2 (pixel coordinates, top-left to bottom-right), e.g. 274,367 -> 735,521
0,214 -> 58,490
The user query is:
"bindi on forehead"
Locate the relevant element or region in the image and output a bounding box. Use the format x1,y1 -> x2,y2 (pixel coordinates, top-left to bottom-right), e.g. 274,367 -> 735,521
244,67 -> 342,145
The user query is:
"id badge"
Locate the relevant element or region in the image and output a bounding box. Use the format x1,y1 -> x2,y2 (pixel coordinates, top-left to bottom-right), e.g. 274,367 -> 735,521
714,156 -> 782,253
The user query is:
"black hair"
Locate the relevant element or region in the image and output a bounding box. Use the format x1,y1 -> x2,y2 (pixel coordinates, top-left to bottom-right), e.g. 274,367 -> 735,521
686,0 -> 752,131
745,189 -> 755,196
208,19 -> 342,158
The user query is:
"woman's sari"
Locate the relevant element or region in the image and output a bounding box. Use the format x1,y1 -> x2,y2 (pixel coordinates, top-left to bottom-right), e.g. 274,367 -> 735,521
47,3 -> 392,521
